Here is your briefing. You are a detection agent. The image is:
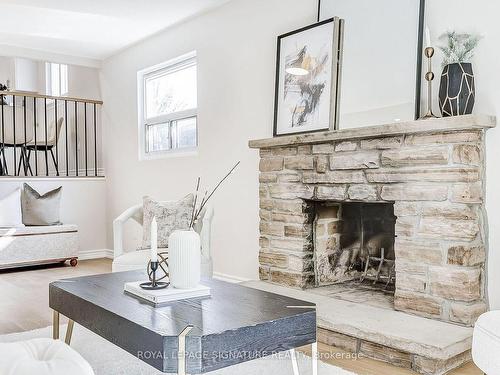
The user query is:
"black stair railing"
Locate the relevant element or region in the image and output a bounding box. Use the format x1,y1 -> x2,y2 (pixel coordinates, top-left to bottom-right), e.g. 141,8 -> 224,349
0,91 -> 103,177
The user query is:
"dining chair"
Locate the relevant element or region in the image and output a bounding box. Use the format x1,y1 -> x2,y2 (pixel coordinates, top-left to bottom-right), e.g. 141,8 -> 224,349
20,117 -> 63,176
0,105 -> 34,176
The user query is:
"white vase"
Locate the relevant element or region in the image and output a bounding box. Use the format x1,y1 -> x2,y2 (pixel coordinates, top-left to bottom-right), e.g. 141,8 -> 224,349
168,229 -> 201,289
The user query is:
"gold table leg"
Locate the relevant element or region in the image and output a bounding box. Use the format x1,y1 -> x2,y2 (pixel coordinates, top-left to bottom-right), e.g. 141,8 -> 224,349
52,310 -> 60,339
52,310 -> 75,345
290,341 -> 318,375
178,326 -> 193,375
65,319 -> 75,345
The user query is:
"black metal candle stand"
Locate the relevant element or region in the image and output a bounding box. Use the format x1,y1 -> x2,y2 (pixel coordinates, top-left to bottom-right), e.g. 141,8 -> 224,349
140,261 -> 169,290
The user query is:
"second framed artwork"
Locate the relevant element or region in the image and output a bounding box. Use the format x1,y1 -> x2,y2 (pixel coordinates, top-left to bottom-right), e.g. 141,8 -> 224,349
273,17 -> 343,136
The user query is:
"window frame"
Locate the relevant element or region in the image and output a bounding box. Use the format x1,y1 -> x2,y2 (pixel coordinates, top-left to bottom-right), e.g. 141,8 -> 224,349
45,62 -> 68,97
137,51 -> 198,160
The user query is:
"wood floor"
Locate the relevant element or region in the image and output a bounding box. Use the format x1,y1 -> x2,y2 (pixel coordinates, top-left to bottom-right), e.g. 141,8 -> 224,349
0,258 -> 481,375
0,258 -> 111,334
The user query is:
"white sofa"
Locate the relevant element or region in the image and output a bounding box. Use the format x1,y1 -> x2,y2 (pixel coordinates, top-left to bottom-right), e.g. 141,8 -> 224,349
472,310 -> 500,374
0,225 -> 79,269
112,204 -> 213,276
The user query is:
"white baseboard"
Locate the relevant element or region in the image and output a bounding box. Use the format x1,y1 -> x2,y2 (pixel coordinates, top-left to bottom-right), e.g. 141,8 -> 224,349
79,249 -> 114,260
213,272 -> 251,284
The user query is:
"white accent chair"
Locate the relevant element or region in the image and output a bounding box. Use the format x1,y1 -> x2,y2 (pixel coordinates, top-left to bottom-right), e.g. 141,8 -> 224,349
472,310 -> 500,374
112,204 -> 214,276
0,338 -> 94,375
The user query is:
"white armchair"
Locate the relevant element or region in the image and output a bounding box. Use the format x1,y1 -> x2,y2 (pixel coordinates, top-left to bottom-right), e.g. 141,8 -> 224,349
112,204 -> 214,276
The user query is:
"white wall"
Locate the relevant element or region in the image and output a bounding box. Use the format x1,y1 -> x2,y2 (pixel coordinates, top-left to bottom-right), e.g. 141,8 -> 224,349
101,0 -> 318,279
425,0 -> 500,310
0,56 -> 14,87
0,56 -> 101,98
0,44 -> 101,69
68,65 -> 101,100
0,179 -> 107,254
14,58 -> 38,92
100,0 -> 500,307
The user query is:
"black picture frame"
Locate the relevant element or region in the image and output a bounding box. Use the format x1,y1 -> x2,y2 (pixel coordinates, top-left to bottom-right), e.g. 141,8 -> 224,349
317,0 -> 426,121
273,18 -> 338,137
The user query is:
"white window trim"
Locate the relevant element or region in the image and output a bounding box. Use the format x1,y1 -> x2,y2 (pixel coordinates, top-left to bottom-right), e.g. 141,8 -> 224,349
45,62 -> 68,97
137,51 -> 197,161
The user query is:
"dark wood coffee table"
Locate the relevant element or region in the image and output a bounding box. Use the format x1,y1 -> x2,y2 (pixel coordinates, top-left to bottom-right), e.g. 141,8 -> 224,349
49,271 -> 316,374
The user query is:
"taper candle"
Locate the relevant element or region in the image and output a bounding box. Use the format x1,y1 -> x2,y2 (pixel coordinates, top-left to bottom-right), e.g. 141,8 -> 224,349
150,216 -> 158,262
425,27 -> 431,47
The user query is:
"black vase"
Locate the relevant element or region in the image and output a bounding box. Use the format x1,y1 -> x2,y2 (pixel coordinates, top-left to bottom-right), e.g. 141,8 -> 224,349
438,63 -> 475,117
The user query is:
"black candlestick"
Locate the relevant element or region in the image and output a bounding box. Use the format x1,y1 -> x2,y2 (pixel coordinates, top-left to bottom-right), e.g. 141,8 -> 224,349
140,261 -> 169,290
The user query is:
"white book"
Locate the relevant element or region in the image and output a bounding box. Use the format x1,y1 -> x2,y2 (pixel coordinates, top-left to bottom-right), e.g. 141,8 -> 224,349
124,281 -> 211,306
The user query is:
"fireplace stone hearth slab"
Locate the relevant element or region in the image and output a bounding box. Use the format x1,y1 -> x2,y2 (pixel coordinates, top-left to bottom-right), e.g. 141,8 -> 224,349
310,282 -> 394,310
242,280 -> 473,374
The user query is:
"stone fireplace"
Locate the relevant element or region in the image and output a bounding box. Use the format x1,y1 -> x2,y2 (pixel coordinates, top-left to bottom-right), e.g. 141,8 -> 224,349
250,115 -> 495,327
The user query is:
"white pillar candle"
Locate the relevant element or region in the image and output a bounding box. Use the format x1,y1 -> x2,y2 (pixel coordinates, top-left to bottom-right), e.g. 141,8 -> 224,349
425,27 -> 432,48
150,216 -> 158,263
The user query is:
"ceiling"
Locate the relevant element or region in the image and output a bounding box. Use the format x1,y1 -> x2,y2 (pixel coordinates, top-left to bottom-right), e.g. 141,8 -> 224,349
0,0 -> 230,63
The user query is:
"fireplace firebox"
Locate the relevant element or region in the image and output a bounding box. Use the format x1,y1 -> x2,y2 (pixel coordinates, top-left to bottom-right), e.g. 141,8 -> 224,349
313,201 -> 396,291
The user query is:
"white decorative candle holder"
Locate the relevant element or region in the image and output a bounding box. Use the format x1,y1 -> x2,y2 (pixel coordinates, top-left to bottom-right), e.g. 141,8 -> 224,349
168,229 -> 201,289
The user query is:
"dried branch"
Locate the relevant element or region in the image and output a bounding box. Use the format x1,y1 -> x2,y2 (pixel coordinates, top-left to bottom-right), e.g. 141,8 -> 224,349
197,190 -> 208,216
189,177 -> 201,228
191,161 -> 240,225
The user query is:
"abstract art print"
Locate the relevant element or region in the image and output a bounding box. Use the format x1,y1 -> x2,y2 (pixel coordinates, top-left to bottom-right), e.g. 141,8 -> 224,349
274,18 -> 338,136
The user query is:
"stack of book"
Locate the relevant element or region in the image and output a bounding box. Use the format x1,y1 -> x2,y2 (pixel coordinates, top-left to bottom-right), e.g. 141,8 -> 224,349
124,282 -> 211,306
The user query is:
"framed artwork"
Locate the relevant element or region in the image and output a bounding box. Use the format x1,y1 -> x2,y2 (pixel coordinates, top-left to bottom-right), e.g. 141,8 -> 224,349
273,18 -> 341,136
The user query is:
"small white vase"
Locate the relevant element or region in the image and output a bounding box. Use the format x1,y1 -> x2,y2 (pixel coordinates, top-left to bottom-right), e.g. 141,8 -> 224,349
168,229 -> 201,289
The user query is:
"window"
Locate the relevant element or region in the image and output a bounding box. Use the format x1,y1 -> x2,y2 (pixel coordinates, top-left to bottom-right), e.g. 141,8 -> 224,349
45,62 -> 68,97
138,52 -> 197,158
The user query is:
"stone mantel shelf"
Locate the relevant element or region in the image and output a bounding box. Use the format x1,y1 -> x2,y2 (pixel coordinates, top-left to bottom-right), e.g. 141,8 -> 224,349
249,114 -> 496,149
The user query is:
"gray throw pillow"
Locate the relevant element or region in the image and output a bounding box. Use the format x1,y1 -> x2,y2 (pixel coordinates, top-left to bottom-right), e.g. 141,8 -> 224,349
21,183 -> 62,226
141,194 -> 194,249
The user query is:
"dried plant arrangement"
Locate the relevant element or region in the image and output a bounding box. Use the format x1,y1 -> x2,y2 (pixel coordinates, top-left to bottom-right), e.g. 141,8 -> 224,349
438,31 -> 481,68
189,161 -> 240,228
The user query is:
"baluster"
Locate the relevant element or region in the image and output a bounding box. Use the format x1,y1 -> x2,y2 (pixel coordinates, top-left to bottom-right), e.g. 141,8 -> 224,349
44,97 -> 48,176
65,100 -> 69,177
34,97 -> 38,176
54,99 -> 59,176
93,103 -> 97,177
22,96 -> 27,175
75,101 -> 78,177
12,95 -> 16,176
1,94 -> 4,176
84,102 -> 88,176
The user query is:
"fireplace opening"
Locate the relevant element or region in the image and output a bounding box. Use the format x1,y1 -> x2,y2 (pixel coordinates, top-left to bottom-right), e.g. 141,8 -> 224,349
313,201 -> 396,297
